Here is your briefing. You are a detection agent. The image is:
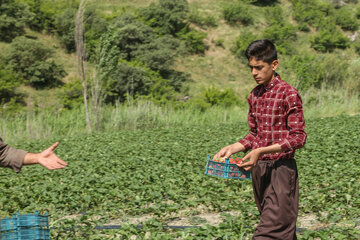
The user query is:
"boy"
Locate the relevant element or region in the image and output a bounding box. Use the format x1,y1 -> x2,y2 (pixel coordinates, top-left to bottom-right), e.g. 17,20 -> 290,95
214,39 -> 306,239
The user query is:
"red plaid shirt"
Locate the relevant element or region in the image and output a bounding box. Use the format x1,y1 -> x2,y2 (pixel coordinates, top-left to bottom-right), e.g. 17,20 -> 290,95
239,74 -> 307,161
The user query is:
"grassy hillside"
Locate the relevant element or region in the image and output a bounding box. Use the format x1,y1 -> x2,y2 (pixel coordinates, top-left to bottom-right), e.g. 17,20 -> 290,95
22,0 -> 360,105
0,0 -> 359,141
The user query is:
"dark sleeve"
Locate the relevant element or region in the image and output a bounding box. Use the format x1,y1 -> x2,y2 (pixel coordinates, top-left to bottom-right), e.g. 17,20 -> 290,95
0,138 -> 27,173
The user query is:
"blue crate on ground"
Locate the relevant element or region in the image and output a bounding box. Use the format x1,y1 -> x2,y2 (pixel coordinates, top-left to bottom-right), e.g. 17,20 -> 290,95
0,212 -> 50,240
0,230 -> 18,240
18,227 -> 50,240
17,212 -> 49,228
0,215 -> 17,231
204,155 -> 251,180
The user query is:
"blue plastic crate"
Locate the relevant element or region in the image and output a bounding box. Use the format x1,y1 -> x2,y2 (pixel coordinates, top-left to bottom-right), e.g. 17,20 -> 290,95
0,212 -> 50,240
0,215 -> 17,231
204,155 -> 251,180
17,212 -> 49,228
0,230 -> 18,240
18,227 -> 50,240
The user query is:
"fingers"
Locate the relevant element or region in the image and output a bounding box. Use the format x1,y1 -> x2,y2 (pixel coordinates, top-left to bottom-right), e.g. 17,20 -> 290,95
47,142 -> 59,152
39,158 -> 67,170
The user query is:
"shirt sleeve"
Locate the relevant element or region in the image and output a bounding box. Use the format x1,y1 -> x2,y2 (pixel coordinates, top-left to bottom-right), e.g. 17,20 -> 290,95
278,91 -> 307,152
239,94 -> 257,151
0,138 -> 27,173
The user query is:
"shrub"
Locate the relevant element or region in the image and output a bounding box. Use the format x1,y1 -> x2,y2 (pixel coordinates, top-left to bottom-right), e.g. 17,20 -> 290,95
58,78 -> 83,109
187,10 -> 217,28
262,23 -> 297,55
202,87 -> 241,107
139,0 -> 189,35
334,8 -> 358,31
54,8 -> 76,52
0,67 -> 22,104
176,26 -> 207,54
287,54 -> 323,91
287,53 -> 349,91
291,0 -> 333,29
223,2 -> 253,25
311,27 -> 349,52
4,36 -> 66,88
356,7 -> 360,18
104,60 -> 174,103
232,32 -> 259,61
354,41 -> 360,55
25,60 -> 66,88
0,0 -> 33,42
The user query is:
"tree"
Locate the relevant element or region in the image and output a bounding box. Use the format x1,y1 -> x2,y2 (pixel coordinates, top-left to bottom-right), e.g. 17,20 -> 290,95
0,0 -> 33,42
139,0 -> 189,35
75,0 -> 91,132
4,36 -> 66,88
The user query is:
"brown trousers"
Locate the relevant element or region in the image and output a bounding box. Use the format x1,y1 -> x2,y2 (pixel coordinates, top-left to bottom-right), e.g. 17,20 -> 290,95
251,158 -> 299,240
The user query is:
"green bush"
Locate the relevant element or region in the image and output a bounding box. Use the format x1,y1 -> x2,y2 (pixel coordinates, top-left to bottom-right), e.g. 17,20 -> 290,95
291,0 -> 333,29
54,8 -> 76,52
353,41 -> 360,55
356,7 -> 360,18
262,23 -> 297,55
183,97 -> 211,111
176,26 -> 207,54
0,67 -> 22,104
223,2 -> 253,25
103,60 -> 177,103
232,32 -> 259,61
187,10 -> 217,28
202,87 -> 241,107
311,27 -> 349,52
97,14 -> 189,104
84,6 -> 109,62
4,36 -> 66,88
25,60 -> 66,88
0,0 -> 33,42
58,78 -> 83,109
334,8 -> 358,31
139,0 -> 189,35
20,0 -> 78,32
286,53 -> 349,91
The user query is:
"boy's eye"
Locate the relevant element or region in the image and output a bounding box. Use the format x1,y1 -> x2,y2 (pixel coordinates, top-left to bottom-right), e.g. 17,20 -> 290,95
249,66 -> 263,70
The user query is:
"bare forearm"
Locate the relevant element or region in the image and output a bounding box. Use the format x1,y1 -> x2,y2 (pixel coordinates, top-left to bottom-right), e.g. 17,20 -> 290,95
257,144 -> 283,156
23,153 -> 40,165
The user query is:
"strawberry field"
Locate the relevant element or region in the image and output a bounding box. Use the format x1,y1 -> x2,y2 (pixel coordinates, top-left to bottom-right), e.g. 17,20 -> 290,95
0,115 -> 359,239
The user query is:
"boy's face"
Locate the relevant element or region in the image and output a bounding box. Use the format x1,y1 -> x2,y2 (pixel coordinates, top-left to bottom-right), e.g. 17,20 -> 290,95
248,57 -> 278,86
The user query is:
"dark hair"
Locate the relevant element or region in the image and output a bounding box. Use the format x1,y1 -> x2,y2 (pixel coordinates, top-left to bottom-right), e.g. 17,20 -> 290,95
245,39 -> 277,64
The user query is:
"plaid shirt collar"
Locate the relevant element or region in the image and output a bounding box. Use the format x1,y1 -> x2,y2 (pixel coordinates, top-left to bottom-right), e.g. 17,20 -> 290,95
263,73 -> 281,92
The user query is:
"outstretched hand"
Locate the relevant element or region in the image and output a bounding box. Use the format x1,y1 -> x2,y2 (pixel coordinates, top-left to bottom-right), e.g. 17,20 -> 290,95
37,142 -> 68,170
24,142 -> 68,170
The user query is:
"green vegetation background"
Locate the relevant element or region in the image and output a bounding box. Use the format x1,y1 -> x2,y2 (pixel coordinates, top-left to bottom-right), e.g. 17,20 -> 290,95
0,0 -> 360,239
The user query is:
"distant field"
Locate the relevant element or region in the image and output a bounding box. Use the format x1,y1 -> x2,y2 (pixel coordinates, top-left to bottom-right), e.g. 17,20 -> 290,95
1,114 -> 359,239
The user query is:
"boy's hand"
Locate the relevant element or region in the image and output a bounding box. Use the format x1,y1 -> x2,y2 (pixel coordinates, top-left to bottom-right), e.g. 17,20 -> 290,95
237,148 -> 262,171
213,142 -> 245,160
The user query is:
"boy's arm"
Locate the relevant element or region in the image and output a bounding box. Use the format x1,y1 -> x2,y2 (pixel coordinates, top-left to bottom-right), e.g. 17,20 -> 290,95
238,94 -> 257,151
278,91 -> 307,152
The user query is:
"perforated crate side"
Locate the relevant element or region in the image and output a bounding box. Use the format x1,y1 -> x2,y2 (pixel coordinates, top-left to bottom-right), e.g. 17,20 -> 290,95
0,216 -> 17,232
18,227 -> 50,240
17,212 -> 49,228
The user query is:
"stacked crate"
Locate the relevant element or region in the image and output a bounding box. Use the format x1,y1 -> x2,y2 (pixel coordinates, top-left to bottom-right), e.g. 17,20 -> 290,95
0,212 -> 50,240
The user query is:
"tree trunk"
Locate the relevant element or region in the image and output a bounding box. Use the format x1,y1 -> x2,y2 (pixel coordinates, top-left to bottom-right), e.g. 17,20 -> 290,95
75,0 -> 92,132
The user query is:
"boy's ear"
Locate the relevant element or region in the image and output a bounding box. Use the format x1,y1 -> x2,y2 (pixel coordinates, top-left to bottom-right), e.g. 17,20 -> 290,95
272,60 -> 279,71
